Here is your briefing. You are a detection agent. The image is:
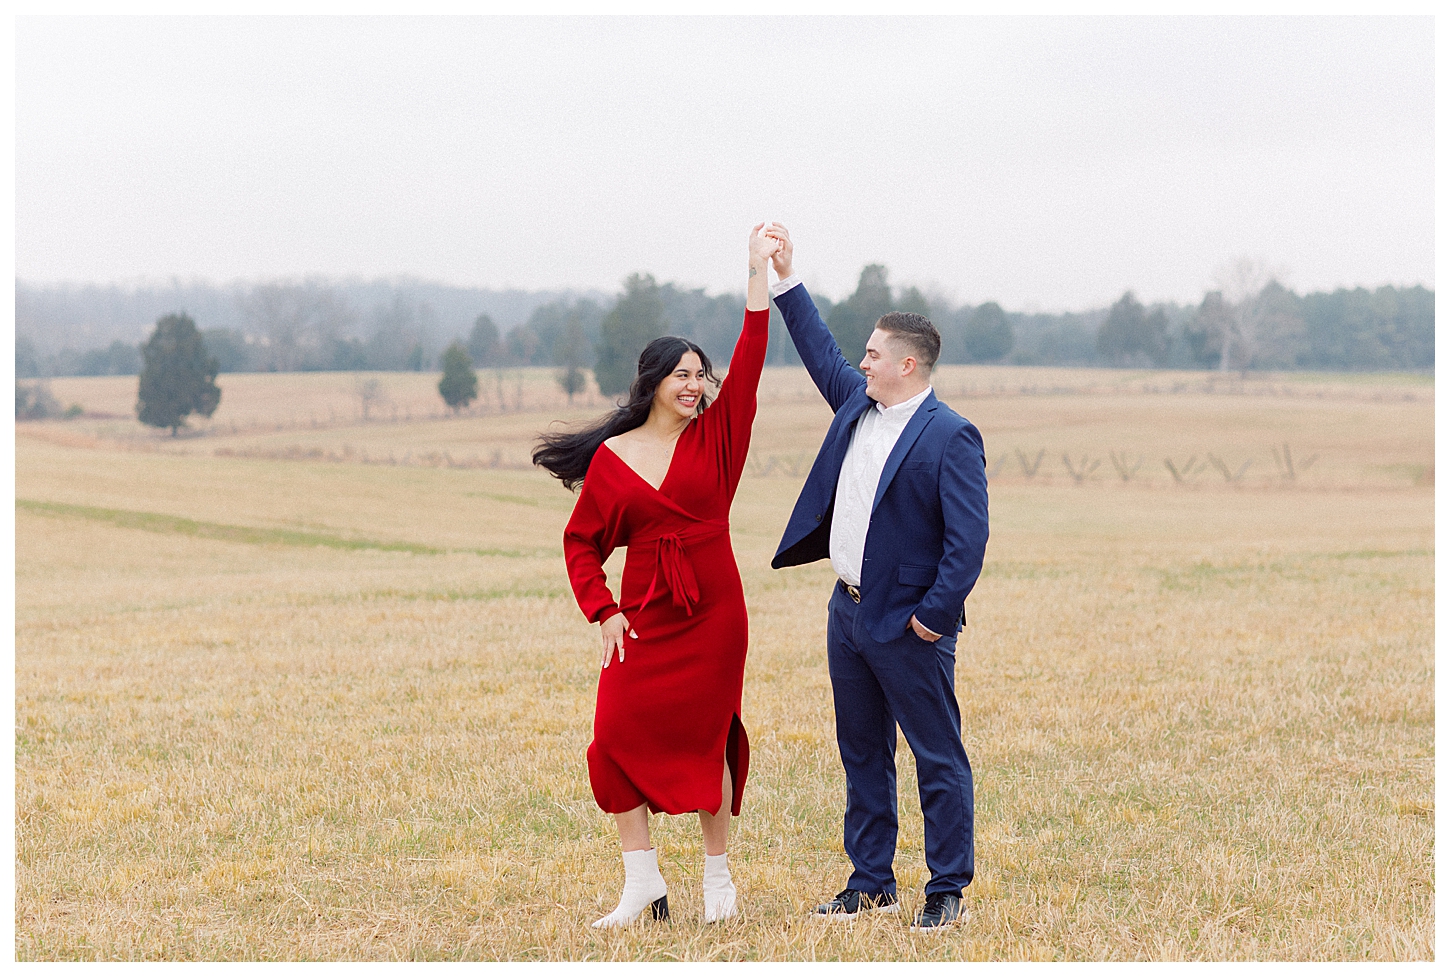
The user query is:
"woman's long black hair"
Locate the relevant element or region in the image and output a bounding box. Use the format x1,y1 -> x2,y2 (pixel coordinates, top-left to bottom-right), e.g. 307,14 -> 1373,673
532,336 -> 719,491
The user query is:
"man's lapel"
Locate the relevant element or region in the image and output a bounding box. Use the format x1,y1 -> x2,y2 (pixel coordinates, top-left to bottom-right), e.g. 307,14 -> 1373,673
871,392 -> 939,513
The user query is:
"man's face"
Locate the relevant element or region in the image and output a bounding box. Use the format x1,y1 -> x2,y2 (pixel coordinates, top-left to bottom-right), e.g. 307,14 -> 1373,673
860,328 -> 907,402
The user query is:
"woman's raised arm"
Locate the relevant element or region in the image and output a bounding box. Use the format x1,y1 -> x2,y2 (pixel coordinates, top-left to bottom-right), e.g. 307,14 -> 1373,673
746,223 -> 777,311
699,225 -> 778,485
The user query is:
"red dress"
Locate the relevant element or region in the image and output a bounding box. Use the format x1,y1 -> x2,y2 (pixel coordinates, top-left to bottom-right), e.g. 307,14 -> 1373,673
563,308 -> 768,817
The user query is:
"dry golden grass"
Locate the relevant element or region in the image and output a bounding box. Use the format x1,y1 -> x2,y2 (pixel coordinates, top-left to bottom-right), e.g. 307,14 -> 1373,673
15,366 -> 1433,960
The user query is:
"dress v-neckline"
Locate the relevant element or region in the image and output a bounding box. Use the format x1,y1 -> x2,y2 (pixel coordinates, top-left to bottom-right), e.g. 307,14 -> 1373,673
600,438 -> 681,495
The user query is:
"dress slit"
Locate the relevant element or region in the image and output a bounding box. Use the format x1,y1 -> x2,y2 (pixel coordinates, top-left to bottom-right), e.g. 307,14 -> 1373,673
726,713 -> 749,817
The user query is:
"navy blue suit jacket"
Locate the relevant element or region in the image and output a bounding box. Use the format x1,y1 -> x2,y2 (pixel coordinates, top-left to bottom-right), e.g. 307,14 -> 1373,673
771,284 -> 990,644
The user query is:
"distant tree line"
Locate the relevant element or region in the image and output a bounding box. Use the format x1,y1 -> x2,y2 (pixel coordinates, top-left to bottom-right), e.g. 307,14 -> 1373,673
14,277 -> 602,377
1083,277 -> 1433,372
15,270 -> 1433,385
15,337 -> 142,378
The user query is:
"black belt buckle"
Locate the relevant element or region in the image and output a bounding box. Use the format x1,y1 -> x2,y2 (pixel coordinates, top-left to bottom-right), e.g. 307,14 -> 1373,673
840,580 -> 861,603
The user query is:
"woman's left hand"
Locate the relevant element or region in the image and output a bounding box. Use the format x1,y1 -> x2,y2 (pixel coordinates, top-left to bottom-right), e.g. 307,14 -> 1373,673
600,611 -> 636,668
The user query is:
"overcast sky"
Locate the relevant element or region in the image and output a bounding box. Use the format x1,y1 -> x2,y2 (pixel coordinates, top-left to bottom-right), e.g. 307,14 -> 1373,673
15,15 -> 1434,310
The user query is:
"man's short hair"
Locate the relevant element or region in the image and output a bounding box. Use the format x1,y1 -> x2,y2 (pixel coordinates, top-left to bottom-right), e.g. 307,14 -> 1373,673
875,312 -> 941,372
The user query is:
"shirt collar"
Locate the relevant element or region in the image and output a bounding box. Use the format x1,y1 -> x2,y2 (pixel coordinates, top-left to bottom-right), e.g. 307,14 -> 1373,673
874,385 -> 933,416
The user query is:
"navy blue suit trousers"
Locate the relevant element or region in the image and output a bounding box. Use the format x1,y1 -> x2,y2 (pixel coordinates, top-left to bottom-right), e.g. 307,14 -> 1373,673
827,584 -> 975,897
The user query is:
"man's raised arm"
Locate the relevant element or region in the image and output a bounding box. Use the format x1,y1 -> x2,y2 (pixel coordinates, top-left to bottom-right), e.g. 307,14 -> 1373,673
766,223 -> 866,414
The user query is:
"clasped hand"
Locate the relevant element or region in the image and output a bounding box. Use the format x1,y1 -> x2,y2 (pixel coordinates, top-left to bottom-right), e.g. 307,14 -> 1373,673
748,223 -> 781,265
764,222 -> 794,278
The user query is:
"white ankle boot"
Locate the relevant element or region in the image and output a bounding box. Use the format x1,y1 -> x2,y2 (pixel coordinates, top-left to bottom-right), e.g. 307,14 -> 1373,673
592,847 -> 669,928
703,852 -> 737,922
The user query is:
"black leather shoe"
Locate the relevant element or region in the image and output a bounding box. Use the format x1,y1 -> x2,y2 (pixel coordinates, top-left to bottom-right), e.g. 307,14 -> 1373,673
910,891 -> 965,931
650,895 -> 669,921
813,887 -> 899,918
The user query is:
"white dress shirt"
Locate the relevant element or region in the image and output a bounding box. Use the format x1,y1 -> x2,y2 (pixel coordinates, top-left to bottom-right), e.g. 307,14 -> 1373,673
830,385 -> 932,587
770,273 -> 803,299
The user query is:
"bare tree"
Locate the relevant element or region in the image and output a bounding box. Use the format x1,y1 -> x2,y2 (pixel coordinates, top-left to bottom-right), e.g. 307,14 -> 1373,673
1213,258 -> 1270,372
1211,258 -> 1304,372
355,376 -> 386,421
239,281 -> 355,371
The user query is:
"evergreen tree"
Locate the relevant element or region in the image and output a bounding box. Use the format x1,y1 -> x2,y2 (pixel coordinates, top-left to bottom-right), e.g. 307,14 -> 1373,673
468,313 -> 503,367
136,313 -> 221,435
962,302 -> 1014,362
437,341 -> 478,413
506,323 -> 542,366
1249,281 -> 1308,369
827,264 -> 894,363
1182,292 -> 1229,367
555,310 -> 589,404
1096,291 -> 1169,366
896,286 -> 933,319
595,273 -> 667,396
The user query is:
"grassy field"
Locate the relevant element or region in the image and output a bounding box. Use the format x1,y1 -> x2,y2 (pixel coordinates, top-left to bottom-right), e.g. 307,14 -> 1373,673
14,364 -> 1434,960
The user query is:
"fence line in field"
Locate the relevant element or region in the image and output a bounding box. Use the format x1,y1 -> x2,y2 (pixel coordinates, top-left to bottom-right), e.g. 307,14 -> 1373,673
199,441 -> 1431,489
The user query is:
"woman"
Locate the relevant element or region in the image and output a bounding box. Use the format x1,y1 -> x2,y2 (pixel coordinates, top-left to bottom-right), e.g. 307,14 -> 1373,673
532,225 -> 778,927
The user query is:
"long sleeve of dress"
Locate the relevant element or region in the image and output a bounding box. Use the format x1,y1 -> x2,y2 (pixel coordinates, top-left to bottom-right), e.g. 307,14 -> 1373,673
563,473 -> 623,624
706,308 -> 770,491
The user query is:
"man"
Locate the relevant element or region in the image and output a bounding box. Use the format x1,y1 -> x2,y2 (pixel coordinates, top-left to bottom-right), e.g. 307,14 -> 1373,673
765,224 -> 989,931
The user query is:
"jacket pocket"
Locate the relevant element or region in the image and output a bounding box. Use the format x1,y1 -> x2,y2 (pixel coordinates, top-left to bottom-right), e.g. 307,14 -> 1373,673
898,563 -> 937,588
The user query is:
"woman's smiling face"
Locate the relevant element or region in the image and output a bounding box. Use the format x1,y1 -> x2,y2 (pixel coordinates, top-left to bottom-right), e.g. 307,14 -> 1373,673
654,351 -> 706,420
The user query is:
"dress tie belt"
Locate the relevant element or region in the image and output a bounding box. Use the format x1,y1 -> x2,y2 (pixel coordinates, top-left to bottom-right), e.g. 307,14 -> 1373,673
633,518 -> 730,617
